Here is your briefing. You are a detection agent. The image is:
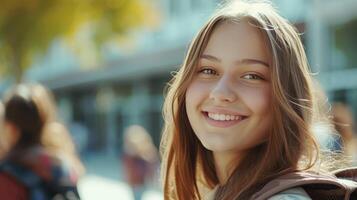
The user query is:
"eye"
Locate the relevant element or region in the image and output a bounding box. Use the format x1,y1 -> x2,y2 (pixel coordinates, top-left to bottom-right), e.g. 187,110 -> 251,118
198,68 -> 218,76
242,74 -> 263,80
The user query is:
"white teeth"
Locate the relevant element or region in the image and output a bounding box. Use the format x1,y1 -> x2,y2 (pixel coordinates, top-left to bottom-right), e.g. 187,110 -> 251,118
207,112 -> 243,121
219,114 -> 225,120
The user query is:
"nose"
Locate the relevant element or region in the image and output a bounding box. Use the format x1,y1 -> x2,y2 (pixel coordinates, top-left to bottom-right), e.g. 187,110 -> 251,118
209,75 -> 237,103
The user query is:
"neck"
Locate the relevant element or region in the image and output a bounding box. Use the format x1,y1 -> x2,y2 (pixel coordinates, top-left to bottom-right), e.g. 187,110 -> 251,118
213,151 -> 244,184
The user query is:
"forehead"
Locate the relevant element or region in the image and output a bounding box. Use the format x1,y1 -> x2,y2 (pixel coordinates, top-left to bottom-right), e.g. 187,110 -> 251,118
202,20 -> 270,64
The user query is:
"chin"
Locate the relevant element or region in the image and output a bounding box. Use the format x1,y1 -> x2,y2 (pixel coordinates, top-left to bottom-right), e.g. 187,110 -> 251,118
200,139 -> 231,152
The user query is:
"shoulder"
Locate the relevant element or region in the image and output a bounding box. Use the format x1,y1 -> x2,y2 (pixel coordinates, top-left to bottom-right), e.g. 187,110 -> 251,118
267,187 -> 311,200
20,147 -> 79,184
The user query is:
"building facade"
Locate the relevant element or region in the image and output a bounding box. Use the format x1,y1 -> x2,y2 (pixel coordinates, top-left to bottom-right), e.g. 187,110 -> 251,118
11,0 -> 357,154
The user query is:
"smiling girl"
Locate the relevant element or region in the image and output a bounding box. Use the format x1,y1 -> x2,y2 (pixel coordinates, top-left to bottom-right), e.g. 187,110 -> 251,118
160,0 -> 329,199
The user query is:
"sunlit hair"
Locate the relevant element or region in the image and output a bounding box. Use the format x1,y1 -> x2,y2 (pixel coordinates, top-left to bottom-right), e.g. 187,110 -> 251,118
30,84 -> 58,123
160,0 -> 322,199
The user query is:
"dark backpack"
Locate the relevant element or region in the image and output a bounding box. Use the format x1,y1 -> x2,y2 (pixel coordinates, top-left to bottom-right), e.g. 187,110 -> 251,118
252,167 -> 357,200
0,161 -> 81,200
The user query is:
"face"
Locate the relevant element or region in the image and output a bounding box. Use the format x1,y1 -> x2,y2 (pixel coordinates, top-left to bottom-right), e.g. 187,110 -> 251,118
185,21 -> 272,155
1,121 -> 20,150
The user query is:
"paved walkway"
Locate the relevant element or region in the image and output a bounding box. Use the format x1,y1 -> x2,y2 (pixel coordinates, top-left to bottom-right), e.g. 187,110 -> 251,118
77,153 -> 163,200
78,174 -> 162,200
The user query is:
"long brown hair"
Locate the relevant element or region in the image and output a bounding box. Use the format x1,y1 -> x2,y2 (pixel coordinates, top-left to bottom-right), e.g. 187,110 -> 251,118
160,1 -> 321,199
3,84 -> 44,149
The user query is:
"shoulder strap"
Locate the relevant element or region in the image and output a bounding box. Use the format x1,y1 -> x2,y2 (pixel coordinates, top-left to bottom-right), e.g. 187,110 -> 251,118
333,167 -> 357,181
0,161 -> 48,200
251,171 -> 357,200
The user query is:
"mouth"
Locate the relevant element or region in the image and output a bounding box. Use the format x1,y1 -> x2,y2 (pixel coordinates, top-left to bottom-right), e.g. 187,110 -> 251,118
202,111 -> 248,127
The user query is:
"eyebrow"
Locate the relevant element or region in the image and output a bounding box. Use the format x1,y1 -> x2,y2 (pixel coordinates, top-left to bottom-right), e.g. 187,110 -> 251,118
200,54 -> 269,67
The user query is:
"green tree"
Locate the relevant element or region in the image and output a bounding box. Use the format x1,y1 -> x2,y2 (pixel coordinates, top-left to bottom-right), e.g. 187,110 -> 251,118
0,0 -> 158,82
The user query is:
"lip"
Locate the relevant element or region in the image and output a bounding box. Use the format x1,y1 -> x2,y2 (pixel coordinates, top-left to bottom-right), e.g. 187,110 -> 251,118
202,110 -> 248,128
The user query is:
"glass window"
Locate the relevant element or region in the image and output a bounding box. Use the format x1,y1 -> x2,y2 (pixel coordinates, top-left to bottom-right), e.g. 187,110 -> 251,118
330,18 -> 357,69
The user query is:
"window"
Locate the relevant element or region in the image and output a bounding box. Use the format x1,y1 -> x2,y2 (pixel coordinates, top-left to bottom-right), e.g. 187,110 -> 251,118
330,18 -> 357,69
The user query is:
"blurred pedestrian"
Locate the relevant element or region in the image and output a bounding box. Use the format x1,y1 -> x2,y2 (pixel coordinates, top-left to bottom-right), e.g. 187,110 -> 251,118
0,84 -> 85,200
331,102 -> 357,164
122,125 -> 159,200
160,1 -> 356,200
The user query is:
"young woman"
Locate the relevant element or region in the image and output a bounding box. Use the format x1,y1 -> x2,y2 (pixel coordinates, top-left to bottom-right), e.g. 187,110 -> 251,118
160,0 -> 326,199
0,84 -> 85,199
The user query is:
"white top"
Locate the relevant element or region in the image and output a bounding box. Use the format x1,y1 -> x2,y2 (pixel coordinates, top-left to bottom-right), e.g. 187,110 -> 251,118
204,187 -> 311,200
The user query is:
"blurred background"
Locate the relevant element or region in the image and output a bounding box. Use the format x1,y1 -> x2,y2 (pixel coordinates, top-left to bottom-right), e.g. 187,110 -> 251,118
0,0 -> 356,199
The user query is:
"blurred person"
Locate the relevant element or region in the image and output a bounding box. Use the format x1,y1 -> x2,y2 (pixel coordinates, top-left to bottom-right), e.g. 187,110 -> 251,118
331,102 -> 357,164
160,1 -> 357,200
122,125 -> 159,200
0,84 -> 85,200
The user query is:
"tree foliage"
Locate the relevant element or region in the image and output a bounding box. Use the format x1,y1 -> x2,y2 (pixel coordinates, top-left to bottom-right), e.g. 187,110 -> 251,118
0,0 -> 158,82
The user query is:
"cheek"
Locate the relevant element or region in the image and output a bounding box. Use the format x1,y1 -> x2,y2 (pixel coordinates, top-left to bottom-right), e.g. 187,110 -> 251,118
238,85 -> 271,114
185,80 -> 211,108
3,125 -> 17,146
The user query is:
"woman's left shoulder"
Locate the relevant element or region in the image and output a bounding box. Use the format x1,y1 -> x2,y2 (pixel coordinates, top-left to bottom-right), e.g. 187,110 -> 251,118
267,187 -> 312,200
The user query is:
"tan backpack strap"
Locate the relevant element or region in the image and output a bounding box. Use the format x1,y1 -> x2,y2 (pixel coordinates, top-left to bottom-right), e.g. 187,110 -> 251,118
251,171 -> 356,200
